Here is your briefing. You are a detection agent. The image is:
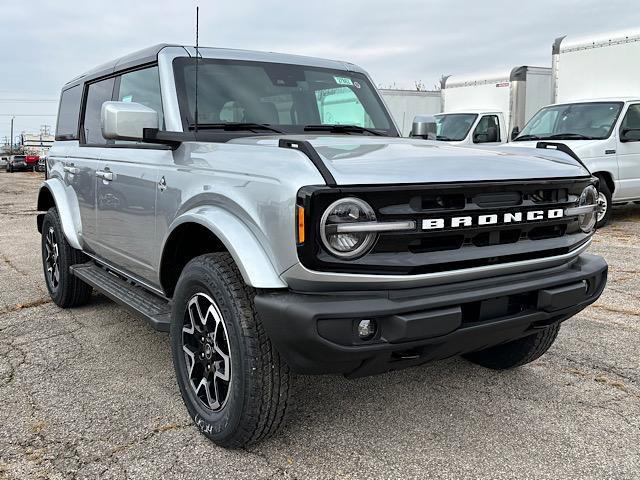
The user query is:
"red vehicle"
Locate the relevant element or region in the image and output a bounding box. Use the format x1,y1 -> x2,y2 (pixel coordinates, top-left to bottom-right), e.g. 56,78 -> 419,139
25,155 -> 40,170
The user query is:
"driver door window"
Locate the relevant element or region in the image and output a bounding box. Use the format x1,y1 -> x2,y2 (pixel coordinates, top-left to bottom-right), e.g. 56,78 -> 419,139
473,115 -> 501,143
620,104 -> 640,142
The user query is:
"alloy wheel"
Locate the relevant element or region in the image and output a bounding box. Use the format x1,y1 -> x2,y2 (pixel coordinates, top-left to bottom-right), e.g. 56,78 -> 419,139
44,226 -> 60,291
182,293 -> 232,412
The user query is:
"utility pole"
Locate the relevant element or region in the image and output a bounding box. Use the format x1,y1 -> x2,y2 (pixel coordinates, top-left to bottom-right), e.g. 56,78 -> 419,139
10,116 -> 14,154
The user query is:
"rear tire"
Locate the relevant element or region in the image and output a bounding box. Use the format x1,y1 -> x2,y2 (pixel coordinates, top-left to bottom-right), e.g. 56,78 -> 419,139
170,252 -> 293,448
41,208 -> 92,308
463,324 -> 560,370
596,176 -> 612,228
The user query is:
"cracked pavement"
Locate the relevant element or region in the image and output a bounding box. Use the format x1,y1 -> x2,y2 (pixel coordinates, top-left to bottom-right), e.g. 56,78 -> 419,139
0,172 -> 638,480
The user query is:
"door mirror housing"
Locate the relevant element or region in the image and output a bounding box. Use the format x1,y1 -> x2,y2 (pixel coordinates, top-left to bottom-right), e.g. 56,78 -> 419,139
410,115 -> 437,140
620,128 -> 640,142
101,101 -> 159,141
511,126 -> 520,141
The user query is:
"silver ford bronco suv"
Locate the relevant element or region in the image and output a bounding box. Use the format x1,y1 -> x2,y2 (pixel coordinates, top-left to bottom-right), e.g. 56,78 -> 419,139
37,44 -> 608,448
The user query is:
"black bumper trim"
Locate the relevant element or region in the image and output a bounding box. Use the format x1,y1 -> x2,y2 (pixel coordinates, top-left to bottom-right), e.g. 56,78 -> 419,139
255,254 -> 607,377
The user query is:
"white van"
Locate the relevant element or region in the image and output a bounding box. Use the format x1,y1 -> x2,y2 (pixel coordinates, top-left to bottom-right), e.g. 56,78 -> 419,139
508,29 -> 640,226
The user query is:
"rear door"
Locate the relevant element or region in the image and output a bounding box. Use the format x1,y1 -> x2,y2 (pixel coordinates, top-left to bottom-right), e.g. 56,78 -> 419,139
70,76 -> 116,252
94,65 -> 170,283
616,103 -> 640,200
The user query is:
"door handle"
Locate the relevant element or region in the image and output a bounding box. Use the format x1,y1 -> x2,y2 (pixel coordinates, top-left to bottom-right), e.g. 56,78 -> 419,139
96,170 -> 113,181
63,165 -> 79,175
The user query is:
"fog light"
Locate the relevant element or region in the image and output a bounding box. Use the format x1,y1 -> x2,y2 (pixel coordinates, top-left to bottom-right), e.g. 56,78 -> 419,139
357,319 -> 377,340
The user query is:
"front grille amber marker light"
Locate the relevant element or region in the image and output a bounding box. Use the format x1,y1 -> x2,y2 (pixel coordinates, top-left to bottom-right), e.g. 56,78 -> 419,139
297,205 -> 305,244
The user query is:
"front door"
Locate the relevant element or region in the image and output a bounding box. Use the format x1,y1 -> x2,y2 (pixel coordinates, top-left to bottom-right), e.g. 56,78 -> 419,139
94,150 -> 164,282
93,65 -> 168,284
616,103 -> 640,200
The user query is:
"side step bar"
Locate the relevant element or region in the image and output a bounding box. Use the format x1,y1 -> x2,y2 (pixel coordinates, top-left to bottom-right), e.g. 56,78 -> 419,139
70,262 -> 171,332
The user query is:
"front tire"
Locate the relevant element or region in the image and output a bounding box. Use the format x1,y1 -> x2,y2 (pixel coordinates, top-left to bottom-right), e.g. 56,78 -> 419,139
41,208 -> 92,308
463,324 -> 560,370
596,176 -> 612,228
170,253 -> 293,448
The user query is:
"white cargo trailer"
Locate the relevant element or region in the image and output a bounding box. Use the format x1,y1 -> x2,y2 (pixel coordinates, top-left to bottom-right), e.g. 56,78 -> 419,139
508,29 -> 640,227
379,89 -> 441,136
437,67 -> 552,145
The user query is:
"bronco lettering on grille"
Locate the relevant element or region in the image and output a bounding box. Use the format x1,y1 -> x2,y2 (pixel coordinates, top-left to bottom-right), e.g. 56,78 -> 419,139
422,208 -> 564,230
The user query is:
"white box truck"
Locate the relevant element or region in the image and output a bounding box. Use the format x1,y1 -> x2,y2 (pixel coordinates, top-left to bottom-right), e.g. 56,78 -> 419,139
379,89 -> 441,136
508,29 -> 640,227
435,67 -> 552,146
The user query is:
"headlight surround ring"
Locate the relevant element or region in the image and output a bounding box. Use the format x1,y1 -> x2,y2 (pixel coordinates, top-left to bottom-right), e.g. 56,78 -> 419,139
578,185 -> 598,233
319,197 -> 377,259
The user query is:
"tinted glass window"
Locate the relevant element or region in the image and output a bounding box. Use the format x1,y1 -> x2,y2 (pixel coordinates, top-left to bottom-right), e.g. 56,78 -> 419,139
516,102 -> 623,141
83,77 -> 115,145
117,66 -> 164,126
173,58 -> 395,135
621,104 -> 640,142
473,115 -> 501,143
434,113 -> 477,141
56,85 -> 82,140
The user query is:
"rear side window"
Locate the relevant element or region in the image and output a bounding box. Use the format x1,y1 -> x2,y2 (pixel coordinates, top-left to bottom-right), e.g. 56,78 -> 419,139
116,66 -> 164,127
56,85 -> 82,140
82,77 -> 115,145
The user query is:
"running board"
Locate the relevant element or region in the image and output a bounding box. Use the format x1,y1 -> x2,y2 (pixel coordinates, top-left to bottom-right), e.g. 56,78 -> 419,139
70,262 -> 171,332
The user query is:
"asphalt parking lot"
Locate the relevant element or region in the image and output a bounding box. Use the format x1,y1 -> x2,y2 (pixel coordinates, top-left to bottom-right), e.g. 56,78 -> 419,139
0,172 -> 638,480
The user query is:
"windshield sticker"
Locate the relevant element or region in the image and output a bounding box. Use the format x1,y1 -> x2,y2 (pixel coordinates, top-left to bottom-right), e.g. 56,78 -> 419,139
122,95 -> 133,102
353,81 -> 361,89
334,76 -> 354,86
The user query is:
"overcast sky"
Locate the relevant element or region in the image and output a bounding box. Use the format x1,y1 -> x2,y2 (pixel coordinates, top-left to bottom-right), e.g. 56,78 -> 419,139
1,0 -> 639,140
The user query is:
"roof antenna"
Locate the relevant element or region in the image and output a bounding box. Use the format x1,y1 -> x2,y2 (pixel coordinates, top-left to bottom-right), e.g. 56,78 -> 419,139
194,5 -> 200,133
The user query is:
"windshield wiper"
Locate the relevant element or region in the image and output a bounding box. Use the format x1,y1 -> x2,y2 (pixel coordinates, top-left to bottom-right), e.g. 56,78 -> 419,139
513,134 -> 542,141
436,135 -> 456,141
189,122 -> 285,134
303,124 -> 385,136
546,133 -> 597,140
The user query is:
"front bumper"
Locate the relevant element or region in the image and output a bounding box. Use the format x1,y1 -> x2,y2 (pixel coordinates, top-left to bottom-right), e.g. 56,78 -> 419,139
255,253 -> 607,377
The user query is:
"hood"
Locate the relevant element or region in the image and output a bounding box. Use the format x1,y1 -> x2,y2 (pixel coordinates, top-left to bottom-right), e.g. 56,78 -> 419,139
229,135 -> 590,185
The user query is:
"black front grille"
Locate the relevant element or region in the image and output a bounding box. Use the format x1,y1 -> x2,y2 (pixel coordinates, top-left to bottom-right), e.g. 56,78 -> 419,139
297,177 -> 595,275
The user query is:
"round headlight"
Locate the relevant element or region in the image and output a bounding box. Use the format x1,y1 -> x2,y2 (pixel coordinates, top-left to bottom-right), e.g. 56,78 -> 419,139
578,185 -> 598,232
320,198 -> 377,259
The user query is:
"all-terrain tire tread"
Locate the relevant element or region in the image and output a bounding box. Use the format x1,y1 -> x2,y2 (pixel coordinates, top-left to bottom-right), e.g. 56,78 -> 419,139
43,208 -> 92,308
186,253 -> 292,447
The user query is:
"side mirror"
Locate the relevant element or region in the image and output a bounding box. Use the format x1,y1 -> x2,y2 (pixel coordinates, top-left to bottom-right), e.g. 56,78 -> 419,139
510,126 -> 520,141
410,115 -> 437,140
620,128 -> 640,142
101,101 -> 159,141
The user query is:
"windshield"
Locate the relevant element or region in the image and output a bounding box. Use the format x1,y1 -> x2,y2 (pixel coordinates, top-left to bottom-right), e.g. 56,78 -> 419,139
515,102 -> 623,141
434,114 -> 477,141
172,58 -> 397,136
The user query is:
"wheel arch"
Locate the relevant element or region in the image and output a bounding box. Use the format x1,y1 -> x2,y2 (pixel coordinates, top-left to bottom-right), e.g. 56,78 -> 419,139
36,180 -> 83,250
593,171 -> 615,194
159,207 -> 287,297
